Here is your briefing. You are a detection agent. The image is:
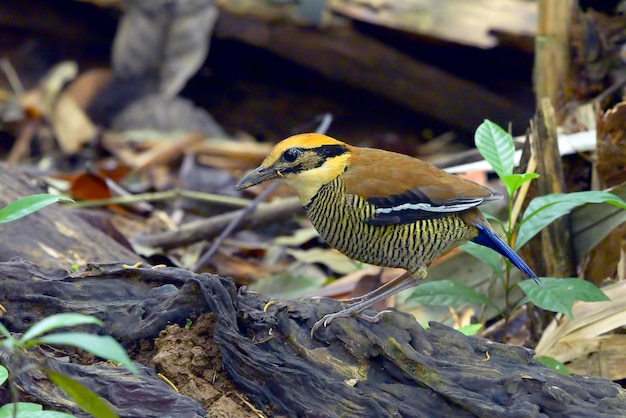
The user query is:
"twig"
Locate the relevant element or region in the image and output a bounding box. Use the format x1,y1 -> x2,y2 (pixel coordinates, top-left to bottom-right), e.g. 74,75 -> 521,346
233,392 -> 268,418
7,117 -> 38,163
510,145 -> 537,230
192,113 -> 333,272
0,58 -> 25,96
68,189 -> 252,209
132,196 -> 303,251
192,182 -> 281,271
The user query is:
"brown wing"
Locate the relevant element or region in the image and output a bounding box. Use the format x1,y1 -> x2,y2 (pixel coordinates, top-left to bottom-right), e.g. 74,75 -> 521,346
343,146 -> 501,225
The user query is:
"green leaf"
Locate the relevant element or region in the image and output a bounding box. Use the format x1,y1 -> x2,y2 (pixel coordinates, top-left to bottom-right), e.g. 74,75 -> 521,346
21,313 -> 103,342
458,323 -> 482,336
17,411 -> 76,418
475,120 -> 515,179
516,191 -> 626,250
406,280 -> 494,309
501,173 -> 539,197
44,369 -> 118,418
0,321 -> 12,339
0,194 -> 73,224
35,333 -> 138,374
482,212 -> 506,232
0,403 -> 42,418
0,403 -> 75,418
461,241 -> 504,281
535,355 -> 570,375
0,364 -> 7,385
518,278 -> 610,318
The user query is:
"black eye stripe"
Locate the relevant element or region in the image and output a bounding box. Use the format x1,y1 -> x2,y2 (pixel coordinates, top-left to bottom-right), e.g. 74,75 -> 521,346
315,145 -> 347,159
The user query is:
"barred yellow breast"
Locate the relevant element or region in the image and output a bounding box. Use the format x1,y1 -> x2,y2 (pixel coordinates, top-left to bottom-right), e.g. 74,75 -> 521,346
306,177 -> 477,274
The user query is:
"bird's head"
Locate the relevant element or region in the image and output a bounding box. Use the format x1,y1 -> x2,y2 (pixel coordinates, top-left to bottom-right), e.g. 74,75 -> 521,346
235,133 -> 351,204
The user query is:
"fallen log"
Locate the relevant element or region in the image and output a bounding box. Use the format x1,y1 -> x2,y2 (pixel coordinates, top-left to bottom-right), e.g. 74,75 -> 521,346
0,261 -> 624,417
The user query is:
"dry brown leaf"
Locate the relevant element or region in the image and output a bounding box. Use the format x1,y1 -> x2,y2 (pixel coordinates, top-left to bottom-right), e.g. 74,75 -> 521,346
285,247 -> 360,275
133,132 -> 206,171
51,92 -> 98,154
306,266 -> 405,298
65,68 -> 113,110
113,0 -> 218,97
535,281 -> 626,379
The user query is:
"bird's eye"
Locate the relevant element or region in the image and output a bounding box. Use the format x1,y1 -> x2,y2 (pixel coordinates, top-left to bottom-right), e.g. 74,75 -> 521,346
282,148 -> 302,163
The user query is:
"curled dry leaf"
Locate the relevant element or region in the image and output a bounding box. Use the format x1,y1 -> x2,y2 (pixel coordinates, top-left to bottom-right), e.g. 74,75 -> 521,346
20,61 -> 97,154
113,0 -> 219,98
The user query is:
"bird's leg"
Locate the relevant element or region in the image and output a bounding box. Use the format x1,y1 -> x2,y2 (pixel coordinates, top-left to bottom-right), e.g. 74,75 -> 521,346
311,268 -> 426,338
339,269 -> 400,305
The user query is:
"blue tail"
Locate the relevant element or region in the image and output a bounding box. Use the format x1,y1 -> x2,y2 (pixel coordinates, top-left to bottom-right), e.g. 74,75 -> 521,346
472,224 -> 541,284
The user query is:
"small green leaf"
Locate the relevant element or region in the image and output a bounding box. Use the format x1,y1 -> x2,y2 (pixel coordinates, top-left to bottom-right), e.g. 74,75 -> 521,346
0,364 -> 7,385
518,278 -> 610,318
501,173 -> 539,197
0,194 -> 73,224
21,313 -> 103,342
475,120 -> 515,179
461,241 -> 504,281
458,323 -> 482,336
0,321 -> 12,339
45,369 -> 118,418
36,333 -> 138,374
407,280 -> 494,308
535,355 -> 570,375
517,191 -> 626,250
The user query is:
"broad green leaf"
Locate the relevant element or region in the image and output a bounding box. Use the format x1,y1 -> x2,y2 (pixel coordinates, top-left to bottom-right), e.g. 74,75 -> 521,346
535,355 -> 570,375
518,278 -> 610,318
475,120 -> 515,179
458,323 -> 482,336
406,280 -> 494,309
0,402 -> 77,417
35,333 -> 138,374
250,272 -> 324,299
0,364 -> 7,385
45,369 -> 118,418
0,402 -> 42,418
516,191 -> 626,250
461,241 -> 504,281
16,411 -> 76,418
21,313 -> 103,342
0,194 -> 73,224
501,173 -> 539,197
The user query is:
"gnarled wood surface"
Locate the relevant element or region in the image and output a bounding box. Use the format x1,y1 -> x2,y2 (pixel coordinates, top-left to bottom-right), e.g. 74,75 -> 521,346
1,261 -> 624,417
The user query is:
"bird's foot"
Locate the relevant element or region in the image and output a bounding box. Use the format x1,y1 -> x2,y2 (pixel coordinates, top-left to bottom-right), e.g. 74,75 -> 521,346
311,310 -> 352,338
310,308 -> 391,338
359,309 -> 391,323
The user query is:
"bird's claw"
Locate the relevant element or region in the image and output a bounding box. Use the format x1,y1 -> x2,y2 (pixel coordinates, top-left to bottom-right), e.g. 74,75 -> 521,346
310,311 -> 347,338
359,309 -> 391,323
310,309 -> 391,338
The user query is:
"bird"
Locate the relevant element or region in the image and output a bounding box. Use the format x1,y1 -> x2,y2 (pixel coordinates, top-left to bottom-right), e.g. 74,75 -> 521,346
235,133 -> 539,336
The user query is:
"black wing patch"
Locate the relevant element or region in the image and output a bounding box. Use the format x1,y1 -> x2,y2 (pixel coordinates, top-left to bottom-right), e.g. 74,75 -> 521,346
366,189 -> 500,226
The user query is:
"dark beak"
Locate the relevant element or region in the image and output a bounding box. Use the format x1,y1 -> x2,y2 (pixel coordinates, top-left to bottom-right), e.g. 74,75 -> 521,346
235,166 -> 278,190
